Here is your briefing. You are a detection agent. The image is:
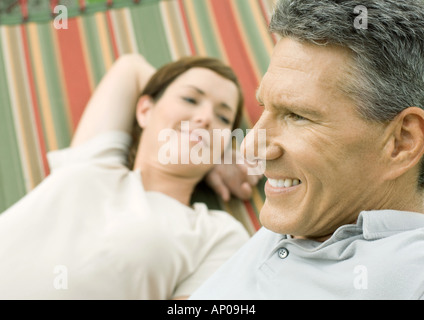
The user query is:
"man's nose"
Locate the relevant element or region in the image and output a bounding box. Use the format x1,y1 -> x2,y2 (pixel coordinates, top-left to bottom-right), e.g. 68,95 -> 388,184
240,111 -> 282,162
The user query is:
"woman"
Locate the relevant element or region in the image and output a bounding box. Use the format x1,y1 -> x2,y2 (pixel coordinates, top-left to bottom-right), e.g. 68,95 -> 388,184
0,54 -> 255,299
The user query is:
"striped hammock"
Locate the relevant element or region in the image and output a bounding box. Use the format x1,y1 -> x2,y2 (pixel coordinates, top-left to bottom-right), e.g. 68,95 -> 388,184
0,0 -> 276,235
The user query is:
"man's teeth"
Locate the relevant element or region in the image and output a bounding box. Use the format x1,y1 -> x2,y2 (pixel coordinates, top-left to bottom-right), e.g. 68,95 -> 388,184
268,178 -> 301,188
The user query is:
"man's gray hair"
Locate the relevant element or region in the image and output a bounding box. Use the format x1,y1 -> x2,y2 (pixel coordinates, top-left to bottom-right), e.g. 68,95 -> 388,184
269,0 -> 424,187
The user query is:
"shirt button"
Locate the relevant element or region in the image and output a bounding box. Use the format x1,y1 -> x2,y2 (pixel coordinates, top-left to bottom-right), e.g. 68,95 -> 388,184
278,248 -> 289,259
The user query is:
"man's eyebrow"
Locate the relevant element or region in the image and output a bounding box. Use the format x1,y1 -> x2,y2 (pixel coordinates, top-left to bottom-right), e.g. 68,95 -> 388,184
255,88 -> 322,118
185,85 -> 234,112
288,104 -> 323,118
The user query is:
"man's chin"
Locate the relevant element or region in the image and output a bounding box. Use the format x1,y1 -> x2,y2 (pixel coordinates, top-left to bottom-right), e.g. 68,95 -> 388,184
259,203 -> 301,235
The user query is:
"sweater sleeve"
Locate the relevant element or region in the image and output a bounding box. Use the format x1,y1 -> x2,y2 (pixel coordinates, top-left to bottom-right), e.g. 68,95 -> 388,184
47,131 -> 132,171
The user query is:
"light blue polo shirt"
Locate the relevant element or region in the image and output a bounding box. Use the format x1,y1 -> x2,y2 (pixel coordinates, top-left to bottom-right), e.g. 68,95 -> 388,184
190,210 -> 424,300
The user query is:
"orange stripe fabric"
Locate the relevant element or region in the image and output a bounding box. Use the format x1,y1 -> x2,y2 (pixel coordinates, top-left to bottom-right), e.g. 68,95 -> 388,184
20,25 -> 49,176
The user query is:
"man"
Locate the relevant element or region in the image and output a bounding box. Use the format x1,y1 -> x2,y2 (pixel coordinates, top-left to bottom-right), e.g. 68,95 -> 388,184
190,0 -> 424,299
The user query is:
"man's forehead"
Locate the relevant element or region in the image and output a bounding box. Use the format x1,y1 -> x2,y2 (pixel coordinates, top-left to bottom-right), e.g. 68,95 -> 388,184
258,38 -> 353,100
269,39 -> 313,72
256,61 -> 313,103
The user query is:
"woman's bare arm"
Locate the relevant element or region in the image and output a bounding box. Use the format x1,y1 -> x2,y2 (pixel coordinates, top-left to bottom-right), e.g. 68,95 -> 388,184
71,54 -> 156,148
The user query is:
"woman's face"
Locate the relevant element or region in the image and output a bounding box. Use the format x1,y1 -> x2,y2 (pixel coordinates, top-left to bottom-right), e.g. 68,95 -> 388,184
136,67 -> 239,177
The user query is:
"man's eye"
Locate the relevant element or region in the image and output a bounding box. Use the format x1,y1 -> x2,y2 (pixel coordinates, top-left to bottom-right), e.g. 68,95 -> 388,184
286,112 -> 307,122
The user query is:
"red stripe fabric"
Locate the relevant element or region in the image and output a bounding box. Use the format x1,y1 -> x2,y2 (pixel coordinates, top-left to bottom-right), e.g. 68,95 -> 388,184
19,0 -> 28,21
55,18 -> 92,131
209,0 -> 262,125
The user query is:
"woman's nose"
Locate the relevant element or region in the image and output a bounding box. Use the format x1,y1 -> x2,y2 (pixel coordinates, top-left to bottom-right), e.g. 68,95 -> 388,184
193,104 -> 213,128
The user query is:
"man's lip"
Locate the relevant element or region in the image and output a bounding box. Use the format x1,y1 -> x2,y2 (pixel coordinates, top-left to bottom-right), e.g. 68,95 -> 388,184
265,176 -> 300,180
264,179 -> 302,195
264,173 -> 301,181
264,173 -> 302,195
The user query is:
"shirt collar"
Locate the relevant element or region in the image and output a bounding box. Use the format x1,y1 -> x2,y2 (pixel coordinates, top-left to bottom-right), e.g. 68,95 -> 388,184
358,210 -> 424,240
279,210 -> 424,252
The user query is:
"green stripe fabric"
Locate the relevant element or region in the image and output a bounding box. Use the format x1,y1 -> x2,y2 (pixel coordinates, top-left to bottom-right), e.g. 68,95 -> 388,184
234,0 -> 272,76
0,30 -> 26,210
189,0 -> 222,59
82,14 -> 109,82
130,3 -> 172,67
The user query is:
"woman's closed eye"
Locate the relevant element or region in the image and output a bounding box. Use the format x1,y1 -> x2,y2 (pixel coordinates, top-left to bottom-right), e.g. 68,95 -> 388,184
217,114 -> 231,125
182,96 -> 197,104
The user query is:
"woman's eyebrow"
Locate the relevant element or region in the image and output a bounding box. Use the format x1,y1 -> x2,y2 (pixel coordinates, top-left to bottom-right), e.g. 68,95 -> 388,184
185,85 -> 205,96
184,85 -> 234,112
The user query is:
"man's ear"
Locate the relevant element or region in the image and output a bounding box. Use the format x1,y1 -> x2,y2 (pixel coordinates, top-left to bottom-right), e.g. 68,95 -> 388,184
136,95 -> 154,129
383,107 -> 424,181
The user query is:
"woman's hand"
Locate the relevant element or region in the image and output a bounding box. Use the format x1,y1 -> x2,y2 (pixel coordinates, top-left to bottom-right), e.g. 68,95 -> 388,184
205,150 -> 263,202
